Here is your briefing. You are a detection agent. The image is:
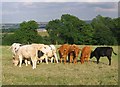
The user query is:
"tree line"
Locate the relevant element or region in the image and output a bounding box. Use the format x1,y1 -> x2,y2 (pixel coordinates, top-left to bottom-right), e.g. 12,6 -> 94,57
2,14 -> 120,45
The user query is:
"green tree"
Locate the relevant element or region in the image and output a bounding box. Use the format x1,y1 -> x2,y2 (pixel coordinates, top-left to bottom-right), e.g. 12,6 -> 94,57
46,14 -> 95,45
2,20 -> 43,45
79,24 -> 95,44
91,15 -> 117,45
17,20 -> 41,44
46,19 -> 64,44
113,17 -> 120,44
60,14 -> 85,44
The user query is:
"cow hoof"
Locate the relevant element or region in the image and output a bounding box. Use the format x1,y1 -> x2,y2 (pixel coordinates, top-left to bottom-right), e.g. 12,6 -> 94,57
32,67 -> 36,69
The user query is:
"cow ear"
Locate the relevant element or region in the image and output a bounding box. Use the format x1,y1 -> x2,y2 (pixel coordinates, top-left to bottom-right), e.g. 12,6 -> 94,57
19,44 -> 23,46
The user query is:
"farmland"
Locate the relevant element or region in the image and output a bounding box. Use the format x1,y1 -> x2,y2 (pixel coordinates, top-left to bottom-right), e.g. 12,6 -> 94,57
1,45 -> 118,85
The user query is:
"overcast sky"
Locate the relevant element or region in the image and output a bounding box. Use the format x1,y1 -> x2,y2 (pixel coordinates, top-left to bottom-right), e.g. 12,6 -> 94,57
1,0 -> 119,23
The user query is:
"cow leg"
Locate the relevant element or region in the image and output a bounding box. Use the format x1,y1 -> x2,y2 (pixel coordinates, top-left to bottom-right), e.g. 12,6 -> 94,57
107,56 -> 111,65
96,57 -> 100,64
19,56 -> 22,67
70,55 -> 73,63
25,59 -> 28,66
70,56 -> 72,63
87,55 -> 90,63
64,57 -> 66,64
51,57 -> 54,63
60,58 -> 62,63
54,53 -> 58,63
28,61 -> 31,65
34,60 -> 37,69
45,55 -> 48,64
31,59 -> 34,69
32,59 -> 37,69
73,57 -> 77,64
32,61 -> 35,69
80,57 -> 84,64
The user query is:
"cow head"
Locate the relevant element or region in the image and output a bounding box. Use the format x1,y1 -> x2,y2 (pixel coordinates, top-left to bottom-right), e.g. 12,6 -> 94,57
90,51 -> 94,59
58,44 -> 70,58
13,58 -> 19,66
69,45 -> 80,57
12,55 -> 19,66
59,48 -> 68,58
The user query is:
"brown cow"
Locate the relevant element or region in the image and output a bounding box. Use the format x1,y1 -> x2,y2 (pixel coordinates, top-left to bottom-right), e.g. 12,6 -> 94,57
80,46 -> 91,64
68,44 -> 80,64
58,44 -> 70,64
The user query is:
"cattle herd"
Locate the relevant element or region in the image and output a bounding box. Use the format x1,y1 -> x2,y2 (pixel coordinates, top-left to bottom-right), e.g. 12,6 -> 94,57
11,43 -> 117,69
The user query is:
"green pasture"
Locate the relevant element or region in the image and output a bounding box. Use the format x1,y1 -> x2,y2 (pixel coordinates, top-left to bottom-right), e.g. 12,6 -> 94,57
1,45 -> 118,85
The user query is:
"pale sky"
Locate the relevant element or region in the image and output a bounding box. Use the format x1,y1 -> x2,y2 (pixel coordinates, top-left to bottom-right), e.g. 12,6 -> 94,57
1,0 -> 119,23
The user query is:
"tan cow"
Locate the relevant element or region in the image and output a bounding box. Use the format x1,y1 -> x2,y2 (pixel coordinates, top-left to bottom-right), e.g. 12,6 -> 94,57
80,46 -> 91,64
58,44 -> 71,64
68,44 -> 81,64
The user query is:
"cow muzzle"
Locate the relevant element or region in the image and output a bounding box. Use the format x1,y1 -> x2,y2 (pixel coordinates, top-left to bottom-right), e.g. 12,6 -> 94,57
13,59 -> 19,66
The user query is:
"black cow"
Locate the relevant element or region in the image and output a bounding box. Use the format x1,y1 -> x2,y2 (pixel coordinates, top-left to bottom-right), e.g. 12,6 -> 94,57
90,47 -> 117,65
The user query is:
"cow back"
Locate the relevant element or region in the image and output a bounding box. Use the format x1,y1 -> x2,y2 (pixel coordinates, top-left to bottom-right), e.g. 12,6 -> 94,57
94,47 -> 113,57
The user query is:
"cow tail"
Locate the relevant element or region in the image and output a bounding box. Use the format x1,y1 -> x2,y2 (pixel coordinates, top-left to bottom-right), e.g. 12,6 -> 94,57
112,48 -> 117,55
8,46 -> 12,50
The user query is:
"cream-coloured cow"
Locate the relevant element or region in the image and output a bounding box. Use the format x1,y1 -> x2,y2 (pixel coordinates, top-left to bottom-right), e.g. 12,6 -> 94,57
31,43 -> 48,64
39,45 -> 58,63
13,45 -> 38,69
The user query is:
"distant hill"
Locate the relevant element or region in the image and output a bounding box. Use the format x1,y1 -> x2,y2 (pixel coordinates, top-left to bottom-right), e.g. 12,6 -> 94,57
1,20 -> 91,30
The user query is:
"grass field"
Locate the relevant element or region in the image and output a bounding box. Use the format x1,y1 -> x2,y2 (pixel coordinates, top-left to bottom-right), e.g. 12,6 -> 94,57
1,45 -> 118,85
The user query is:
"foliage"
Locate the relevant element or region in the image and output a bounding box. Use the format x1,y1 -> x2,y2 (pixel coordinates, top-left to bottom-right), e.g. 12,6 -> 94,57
2,28 -> 18,33
2,20 -> 43,45
112,17 -> 120,44
91,15 -> 118,45
46,14 -> 95,45
2,14 -> 120,45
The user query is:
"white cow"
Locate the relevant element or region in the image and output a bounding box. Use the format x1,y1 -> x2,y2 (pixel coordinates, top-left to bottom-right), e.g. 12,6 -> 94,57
39,45 -> 58,63
13,45 -> 38,69
31,43 -> 48,64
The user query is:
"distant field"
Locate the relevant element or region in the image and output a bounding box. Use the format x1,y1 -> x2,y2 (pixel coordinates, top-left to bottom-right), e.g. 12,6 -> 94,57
1,45 -> 118,85
37,31 -> 49,37
1,31 -> 49,37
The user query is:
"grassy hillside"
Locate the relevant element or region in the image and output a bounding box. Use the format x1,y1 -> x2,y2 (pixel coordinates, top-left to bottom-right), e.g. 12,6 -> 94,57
1,45 -> 118,85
